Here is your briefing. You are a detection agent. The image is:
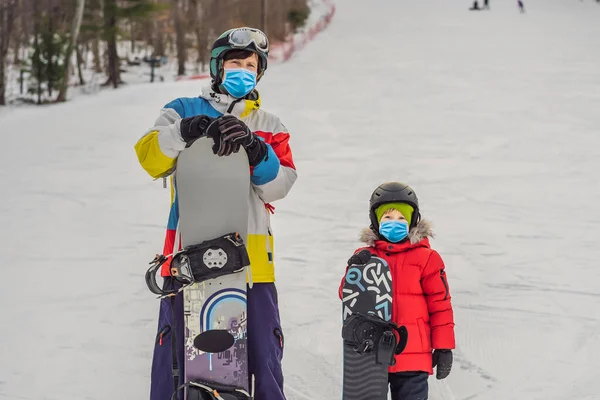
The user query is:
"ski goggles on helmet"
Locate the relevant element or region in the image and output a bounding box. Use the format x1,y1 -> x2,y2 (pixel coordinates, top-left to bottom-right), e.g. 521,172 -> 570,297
226,27 -> 269,53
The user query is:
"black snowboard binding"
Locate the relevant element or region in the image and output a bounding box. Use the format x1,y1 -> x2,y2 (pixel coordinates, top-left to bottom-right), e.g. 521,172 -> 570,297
145,232 -> 250,298
172,379 -> 252,400
342,313 -> 408,366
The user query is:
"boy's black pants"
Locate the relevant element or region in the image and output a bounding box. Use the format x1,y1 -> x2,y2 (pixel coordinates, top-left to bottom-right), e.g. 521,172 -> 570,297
389,372 -> 429,400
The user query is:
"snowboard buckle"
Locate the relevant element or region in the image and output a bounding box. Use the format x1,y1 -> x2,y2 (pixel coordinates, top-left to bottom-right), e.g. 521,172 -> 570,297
377,330 -> 397,366
355,338 -> 375,354
145,254 -> 179,298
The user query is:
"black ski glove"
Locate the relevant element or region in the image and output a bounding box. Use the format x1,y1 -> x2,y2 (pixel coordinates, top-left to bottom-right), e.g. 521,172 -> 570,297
347,249 -> 372,266
180,114 -> 215,145
205,115 -> 267,166
432,349 -> 453,380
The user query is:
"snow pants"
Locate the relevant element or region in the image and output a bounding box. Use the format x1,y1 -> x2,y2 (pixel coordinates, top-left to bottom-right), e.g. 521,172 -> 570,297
149,279 -> 286,400
389,371 -> 429,400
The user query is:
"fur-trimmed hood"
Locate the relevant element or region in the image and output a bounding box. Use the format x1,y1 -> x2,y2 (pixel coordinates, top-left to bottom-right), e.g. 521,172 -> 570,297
359,219 -> 434,246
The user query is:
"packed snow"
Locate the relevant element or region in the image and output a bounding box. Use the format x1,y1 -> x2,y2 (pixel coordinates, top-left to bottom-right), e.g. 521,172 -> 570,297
1,0 -> 599,399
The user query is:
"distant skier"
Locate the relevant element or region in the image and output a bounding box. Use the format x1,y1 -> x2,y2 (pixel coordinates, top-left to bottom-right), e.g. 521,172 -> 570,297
135,27 -> 297,400
518,0 -> 525,12
340,182 -> 456,400
469,0 -> 481,10
484,0 -> 490,9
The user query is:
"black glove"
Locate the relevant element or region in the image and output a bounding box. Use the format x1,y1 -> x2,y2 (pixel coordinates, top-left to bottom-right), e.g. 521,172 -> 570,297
347,249 -> 372,266
206,116 -> 267,166
432,349 -> 453,380
180,114 -> 215,145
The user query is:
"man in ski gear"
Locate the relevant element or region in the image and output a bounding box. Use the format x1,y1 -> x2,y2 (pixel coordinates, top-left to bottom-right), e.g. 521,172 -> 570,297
340,182 -> 455,400
135,27 -> 297,400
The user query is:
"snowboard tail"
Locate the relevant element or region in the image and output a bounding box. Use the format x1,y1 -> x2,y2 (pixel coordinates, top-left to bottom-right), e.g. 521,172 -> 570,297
341,255 -> 408,400
343,349 -> 388,400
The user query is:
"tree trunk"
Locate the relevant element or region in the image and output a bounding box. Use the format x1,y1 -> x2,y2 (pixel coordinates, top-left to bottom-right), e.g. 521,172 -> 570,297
152,16 -> 165,56
11,2 -> 20,66
84,41 -> 89,69
46,16 -> 54,99
0,0 -> 16,105
56,0 -> 86,102
155,29 -> 165,56
172,0 -> 186,76
103,0 -> 120,88
210,0 -> 221,35
76,43 -> 85,85
130,20 -> 135,53
190,0 -> 208,72
92,37 -> 102,72
105,38 -> 119,88
33,0 -> 42,104
261,0 -> 267,34
0,58 -> 6,106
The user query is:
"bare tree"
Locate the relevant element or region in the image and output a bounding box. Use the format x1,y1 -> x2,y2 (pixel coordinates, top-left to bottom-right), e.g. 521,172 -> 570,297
11,0 -> 24,65
75,41 -> 85,84
148,3 -> 169,57
32,0 -> 42,104
171,0 -> 186,75
0,0 -> 17,105
261,0 -> 266,32
103,0 -> 120,87
189,0 -> 209,71
56,0 -> 86,102
1,0 -> 315,105
83,0 -> 105,73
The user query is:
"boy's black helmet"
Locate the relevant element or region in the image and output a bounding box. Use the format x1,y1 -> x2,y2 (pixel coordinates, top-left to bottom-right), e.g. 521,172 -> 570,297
369,182 -> 420,230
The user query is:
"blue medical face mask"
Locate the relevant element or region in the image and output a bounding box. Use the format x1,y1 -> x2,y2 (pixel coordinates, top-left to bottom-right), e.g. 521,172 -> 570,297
379,220 -> 409,243
221,68 -> 257,98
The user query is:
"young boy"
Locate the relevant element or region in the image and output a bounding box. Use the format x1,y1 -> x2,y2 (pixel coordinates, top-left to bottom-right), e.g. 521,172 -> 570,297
135,27 -> 297,400
341,182 -> 456,400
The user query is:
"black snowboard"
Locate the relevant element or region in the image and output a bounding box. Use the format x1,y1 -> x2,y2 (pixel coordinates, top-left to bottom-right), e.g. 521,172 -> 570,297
341,255 -> 406,400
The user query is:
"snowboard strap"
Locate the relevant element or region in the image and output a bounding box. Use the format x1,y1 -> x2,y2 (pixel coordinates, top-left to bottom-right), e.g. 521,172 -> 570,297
170,295 -> 181,399
145,255 -> 179,297
145,232 -> 250,298
342,313 -> 409,365
170,232 -> 250,284
171,380 -> 252,400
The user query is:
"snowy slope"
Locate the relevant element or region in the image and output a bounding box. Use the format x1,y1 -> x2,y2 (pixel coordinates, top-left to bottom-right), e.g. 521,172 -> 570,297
1,0 -> 600,399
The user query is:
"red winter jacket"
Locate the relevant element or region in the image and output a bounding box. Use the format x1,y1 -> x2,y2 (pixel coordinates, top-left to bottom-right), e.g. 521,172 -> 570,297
339,220 -> 455,374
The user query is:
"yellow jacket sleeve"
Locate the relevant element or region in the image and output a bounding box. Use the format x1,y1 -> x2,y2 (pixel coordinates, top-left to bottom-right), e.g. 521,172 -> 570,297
134,107 -> 186,179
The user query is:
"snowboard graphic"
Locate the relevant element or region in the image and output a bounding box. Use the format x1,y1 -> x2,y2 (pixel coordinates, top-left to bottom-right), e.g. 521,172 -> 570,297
341,255 -> 406,400
175,137 -> 251,398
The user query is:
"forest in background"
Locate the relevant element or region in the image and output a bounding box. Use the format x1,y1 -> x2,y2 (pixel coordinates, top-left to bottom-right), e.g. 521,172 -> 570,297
0,0 -> 310,105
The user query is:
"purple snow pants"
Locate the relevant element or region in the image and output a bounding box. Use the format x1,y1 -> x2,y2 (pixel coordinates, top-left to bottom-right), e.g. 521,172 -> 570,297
149,279 -> 286,400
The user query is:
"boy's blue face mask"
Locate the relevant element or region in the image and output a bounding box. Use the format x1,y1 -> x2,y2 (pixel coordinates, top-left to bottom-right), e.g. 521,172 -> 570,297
379,220 -> 409,243
222,68 -> 257,98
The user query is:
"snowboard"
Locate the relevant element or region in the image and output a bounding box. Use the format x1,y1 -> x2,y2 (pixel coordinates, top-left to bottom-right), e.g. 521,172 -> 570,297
175,137 -> 251,400
341,254 -> 406,400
